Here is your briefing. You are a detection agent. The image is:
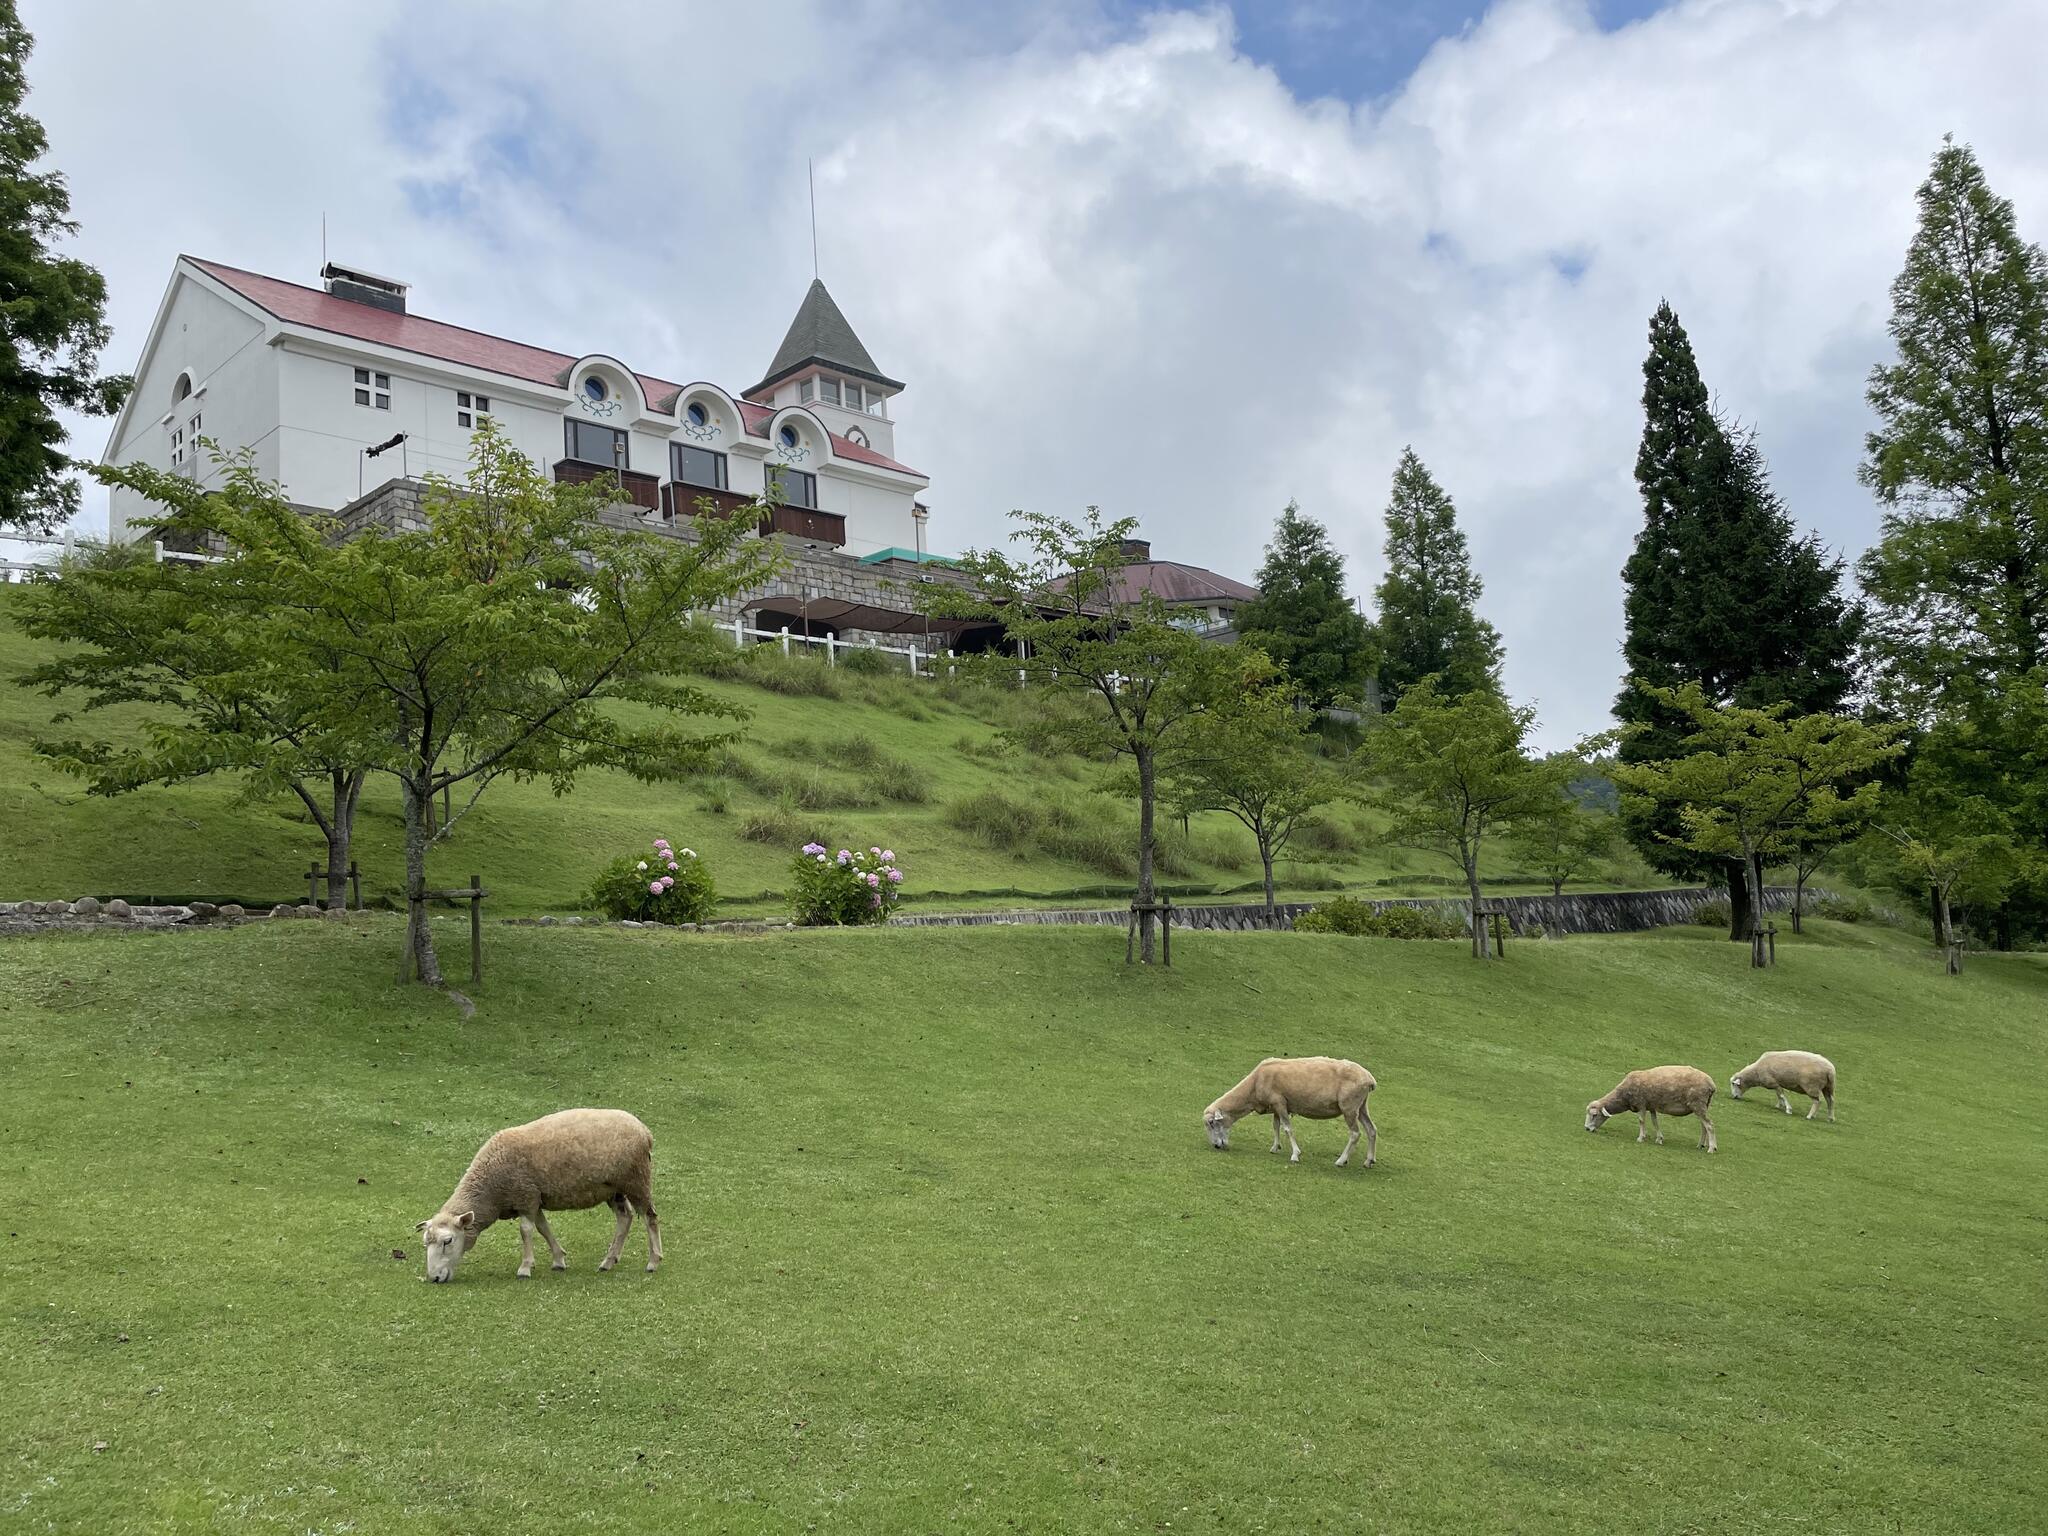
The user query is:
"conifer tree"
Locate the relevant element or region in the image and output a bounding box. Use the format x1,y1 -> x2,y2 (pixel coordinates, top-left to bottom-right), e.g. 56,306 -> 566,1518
1615,303 -> 1860,937
0,0 -> 130,535
1234,500 -> 1375,708
1372,449 -> 1501,705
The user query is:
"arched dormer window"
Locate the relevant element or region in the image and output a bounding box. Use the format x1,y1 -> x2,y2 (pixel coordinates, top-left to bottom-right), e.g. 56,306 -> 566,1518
564,360 -> 639,470
671,388 -> 738,495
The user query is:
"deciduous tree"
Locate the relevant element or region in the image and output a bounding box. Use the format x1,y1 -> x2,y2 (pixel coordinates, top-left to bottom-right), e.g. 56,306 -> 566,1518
924,507 -> 1241,962
1507,759 -> 1623,897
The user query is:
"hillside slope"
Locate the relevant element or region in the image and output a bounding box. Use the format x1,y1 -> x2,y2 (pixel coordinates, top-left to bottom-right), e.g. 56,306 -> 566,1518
0,583 -> 1650,914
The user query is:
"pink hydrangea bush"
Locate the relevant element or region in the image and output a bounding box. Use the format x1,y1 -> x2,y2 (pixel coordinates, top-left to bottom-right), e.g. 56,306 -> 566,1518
588,837 -> 716,924
789,841 -> 905,926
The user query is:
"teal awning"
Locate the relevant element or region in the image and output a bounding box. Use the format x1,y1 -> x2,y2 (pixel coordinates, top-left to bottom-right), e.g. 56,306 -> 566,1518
858,547 -> 957,567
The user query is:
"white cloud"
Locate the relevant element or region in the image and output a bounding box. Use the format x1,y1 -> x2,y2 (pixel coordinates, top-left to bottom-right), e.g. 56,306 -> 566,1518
19,0 -> 2048,743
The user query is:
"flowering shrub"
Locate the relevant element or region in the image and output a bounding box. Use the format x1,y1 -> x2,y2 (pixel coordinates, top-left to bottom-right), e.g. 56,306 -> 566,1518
588,836 -> 716,924
789,841 -> 905,926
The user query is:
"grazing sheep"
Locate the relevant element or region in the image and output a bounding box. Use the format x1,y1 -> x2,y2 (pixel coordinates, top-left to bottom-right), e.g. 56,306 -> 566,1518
1731,1051 -> 1837,1122
1584,1066 -> 1717,1152
1203,1056 -> 1377,1168
416,1108 -> 662,1283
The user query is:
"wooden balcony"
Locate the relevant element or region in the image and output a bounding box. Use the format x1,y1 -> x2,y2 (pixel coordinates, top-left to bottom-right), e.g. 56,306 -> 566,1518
760,504 -> 848,547
553,458 -> 661,512
658,482 -> 847,548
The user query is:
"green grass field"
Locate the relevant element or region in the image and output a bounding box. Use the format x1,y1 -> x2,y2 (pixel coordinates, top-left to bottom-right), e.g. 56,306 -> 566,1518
0,584 -> 1654,917
2,917 -> 2040,1531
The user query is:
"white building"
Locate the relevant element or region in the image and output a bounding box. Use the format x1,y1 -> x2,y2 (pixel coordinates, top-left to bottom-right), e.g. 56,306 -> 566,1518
100,257 -> 932,559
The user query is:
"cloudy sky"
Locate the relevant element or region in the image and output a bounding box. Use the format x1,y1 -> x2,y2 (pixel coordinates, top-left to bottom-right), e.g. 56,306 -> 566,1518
17,0 -> 2048,745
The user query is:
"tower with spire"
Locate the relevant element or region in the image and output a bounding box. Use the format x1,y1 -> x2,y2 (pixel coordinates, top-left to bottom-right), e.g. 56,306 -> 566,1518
744,279 -> 905,462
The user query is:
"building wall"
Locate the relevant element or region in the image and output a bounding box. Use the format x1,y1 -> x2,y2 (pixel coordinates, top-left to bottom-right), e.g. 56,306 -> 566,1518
106,275 -> 277,541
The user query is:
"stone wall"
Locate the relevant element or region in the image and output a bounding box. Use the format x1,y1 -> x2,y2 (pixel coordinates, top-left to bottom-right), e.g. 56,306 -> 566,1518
888,885 -> 1804,937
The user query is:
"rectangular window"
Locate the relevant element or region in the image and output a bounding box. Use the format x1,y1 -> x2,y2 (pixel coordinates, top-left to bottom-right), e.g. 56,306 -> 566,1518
566,419 -> 628,467
189,412 -> 202,438
765,465 -> 818,508
798,379 -> 815,403
456,390 -> 490,429
867,393 -> 885,416
354,366 -> 389,410
170,426 -> 184,465
671,443 -> 728,490
820,378 -> 840,406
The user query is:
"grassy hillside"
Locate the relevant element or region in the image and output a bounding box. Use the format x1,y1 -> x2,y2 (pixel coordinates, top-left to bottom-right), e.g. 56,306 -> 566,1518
1,919 -> 2040,1531
0,584 -> 1654,915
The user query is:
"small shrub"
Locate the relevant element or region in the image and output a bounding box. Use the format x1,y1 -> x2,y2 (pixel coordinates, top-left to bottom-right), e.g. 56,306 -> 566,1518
742,798 -> 826,847
837,644 -> 898,676
1295,898 -> 1461,939
947,789 -> 1039,852
696,778 -> 733,816
1299,817 -> 1362,855
954,733 -> 1010,762
791,841 -> 905,926
785,734 -> 932,804
1813,893 -> 1886,924
1692,898 -> 1732,928
741,646 -> 849,699
587,837 -> 715,924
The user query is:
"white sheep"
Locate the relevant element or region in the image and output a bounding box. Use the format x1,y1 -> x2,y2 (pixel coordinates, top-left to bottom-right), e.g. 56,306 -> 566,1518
1203,1056 -> 1377,1168
416,1108 -> 662,1283
1584,1065 -> 1717,1152
1731,1051 -> 1837,1121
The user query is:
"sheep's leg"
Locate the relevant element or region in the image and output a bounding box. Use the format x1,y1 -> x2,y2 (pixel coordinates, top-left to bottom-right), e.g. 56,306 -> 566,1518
1280,1113 -> 1302,1164
1336,1109 -> 1360,1168
1269,1115 -> 1282,1154
642,1205 -> 662,1272
1777,1089 -> 1792,1115
1636,1110 -> 1648,1144
599,1195 -> 634,1272
1699,1112 -> 1716,1153
516,1218 -> 537,1279
1650,1110 -> 1664,1145
1825,1088 -> 1836,1123
534,1210 -> 568,1270
1360,1103 -> 1376,1168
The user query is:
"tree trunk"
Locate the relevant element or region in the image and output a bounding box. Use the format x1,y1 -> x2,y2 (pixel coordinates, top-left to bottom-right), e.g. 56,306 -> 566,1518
1259,838 -> 1276,915
1790,869 -> 1805,935
1466,854 -> 1490,960
1745,849 -> 1768,968
1928,884 -> 1945,949
1726,859 -> 1752,942
325,769 -> 365,909
1939,886 -> 1960,975
400,777 -> 443,986
1551,875 -> 1564,898
1136,744 -> 1157,964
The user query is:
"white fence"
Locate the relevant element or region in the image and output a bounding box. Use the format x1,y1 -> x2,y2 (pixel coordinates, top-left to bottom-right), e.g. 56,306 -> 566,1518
0,532 -> 223,582
722,616 -> 958,678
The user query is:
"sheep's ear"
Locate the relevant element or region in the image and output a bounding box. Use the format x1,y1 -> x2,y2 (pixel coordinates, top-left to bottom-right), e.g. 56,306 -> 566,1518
414,1220 -> 428,1233
454,1210 -> 476,1230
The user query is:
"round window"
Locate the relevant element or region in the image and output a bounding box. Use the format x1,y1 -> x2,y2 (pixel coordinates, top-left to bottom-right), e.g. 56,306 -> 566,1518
582,376 -> 609,403
779,425 -> 799,448
846,427 -> 869,448
686,401 -> 709,427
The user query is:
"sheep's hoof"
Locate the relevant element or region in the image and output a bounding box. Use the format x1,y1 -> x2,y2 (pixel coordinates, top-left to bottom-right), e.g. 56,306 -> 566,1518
551,1260 -> 568,1272
598,1259 -> 615,1272
645,1262 -> 658,1272
516,1269 -> 533,1279
1654,1136 -> 1664,1145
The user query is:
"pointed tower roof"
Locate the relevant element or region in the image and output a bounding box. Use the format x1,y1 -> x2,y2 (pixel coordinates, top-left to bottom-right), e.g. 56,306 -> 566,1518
746,278 -> 903,398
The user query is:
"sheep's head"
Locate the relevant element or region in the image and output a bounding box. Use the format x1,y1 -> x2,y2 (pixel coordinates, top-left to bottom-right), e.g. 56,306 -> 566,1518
1729,1074 -> 1747,1099
1584,1102 -> 1612,1133
417,1210 -> 478,1282
1203,1105 -> 1235,1149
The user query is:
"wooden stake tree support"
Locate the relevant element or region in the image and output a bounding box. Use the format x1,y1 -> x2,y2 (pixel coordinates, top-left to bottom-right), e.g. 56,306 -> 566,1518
401,874 -> 488,985
1126,897 -> 1174,967
306,860 -> 362,911
1472,903 -> 1508,959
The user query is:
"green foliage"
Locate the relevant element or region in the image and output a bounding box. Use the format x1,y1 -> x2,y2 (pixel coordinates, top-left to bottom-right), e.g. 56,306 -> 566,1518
1233,500 -> 1377,707
1372,449 -> 1502,705
784,732 -> 932,803
1860,136 -> 2048,707
0,1 -> 131,534
78,421 -> 782,983
1813,893 -> 1889,925
741,797 -> 829,848
922,507 -> 1246,960
1355,679 -> 1563,955
1691,898 -> 1733,928
789,841 -> 903,925
1157,675 -> 1338,909
1617,302 -> 1863,895
1508,768 -> 1624,895
945,788 -> 1136,879
1295,897 -> 1462,939
587,838 -> 716,924
836,644 -> 899,677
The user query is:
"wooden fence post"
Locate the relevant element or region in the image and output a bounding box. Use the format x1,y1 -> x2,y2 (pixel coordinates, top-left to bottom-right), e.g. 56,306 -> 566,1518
348,861 -> 362,910
470,873 -> 484,984
308,861 -> 321,907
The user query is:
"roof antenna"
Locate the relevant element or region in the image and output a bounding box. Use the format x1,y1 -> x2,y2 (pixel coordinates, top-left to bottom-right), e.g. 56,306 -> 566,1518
321,212 -> 327,271
808,159 -> 819,280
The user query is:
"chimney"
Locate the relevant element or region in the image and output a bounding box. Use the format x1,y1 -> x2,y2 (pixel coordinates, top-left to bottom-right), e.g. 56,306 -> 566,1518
1117,537 -> 1151,564
321,262 -> 408,315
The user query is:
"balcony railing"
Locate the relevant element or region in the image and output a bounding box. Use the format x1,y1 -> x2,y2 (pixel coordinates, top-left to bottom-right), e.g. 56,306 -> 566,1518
658,482 -> 847,548
553,458 -> 661,512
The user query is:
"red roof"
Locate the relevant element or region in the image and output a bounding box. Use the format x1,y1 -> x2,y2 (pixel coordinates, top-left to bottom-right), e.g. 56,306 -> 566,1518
185,257 -> 925,479
1102,560 -> 1260,606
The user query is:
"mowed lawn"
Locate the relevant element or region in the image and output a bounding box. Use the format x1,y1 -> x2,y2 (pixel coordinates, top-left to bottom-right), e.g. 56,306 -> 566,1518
1,920 -> 2041,1533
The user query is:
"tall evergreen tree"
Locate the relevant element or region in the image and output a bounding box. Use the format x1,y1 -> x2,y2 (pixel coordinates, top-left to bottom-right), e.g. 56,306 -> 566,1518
1616,303 -> 1862,937
1372,449 -> 1501,705
1858,138 -> 2048,943
1860,136 -> 2048,712
1233,500 -> 1376,708
0,0 -> 130,536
